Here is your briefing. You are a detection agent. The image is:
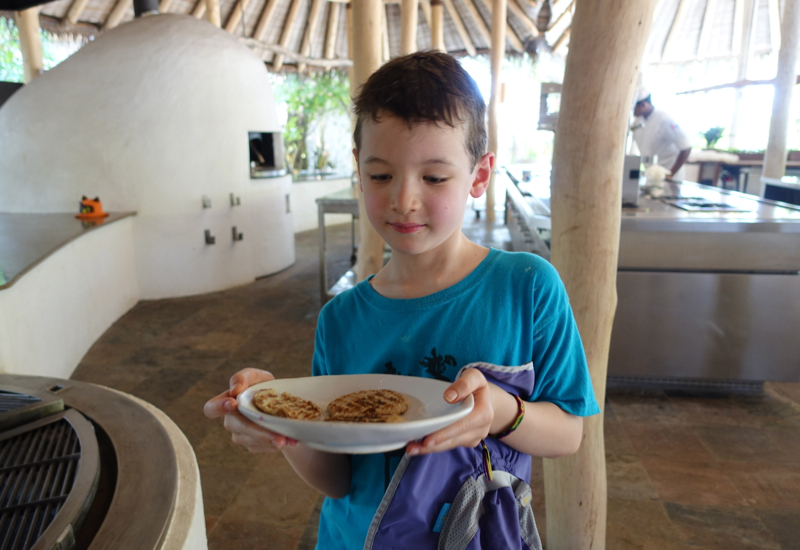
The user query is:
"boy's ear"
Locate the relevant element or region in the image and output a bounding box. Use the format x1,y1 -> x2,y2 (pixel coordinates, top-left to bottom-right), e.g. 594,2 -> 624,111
469,152 -> 495,199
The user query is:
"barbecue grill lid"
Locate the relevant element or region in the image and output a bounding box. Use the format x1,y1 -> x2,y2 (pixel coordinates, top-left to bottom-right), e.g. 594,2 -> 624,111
0,409 -> 100,550
0,385 -> 64,433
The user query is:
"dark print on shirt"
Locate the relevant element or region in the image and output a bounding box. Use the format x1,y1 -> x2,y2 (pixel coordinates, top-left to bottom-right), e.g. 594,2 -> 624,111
420,348 -> 457,381
384,361 -> 402,375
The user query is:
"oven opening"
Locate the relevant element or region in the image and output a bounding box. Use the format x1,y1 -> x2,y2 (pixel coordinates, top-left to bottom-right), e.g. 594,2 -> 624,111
249,131 -> 285,176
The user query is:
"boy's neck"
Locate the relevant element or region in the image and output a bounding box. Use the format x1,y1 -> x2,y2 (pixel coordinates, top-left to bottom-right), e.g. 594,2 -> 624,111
369,234 -> 489,299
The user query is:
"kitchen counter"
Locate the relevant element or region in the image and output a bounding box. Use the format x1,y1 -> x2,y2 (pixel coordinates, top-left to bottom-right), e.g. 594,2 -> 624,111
503,167 -> 800,386
0,212 -> 135,289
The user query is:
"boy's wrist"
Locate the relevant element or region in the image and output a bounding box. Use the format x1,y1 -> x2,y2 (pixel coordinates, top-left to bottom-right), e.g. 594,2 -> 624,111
488,385 -> 520,435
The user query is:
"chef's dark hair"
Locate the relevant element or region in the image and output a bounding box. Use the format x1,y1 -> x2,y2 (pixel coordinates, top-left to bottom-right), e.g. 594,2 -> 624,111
352,51 -> 487,169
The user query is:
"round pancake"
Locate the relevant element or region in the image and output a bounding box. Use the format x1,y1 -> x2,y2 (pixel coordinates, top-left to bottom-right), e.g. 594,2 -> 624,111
327,389 -> 408,422
253,388 -> 321,420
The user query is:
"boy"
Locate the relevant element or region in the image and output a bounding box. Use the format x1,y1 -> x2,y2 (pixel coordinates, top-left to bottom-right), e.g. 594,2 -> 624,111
205,52 -> 600,549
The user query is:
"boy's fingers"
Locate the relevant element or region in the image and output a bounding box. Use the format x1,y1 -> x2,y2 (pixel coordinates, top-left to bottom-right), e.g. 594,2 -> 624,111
444,369 -> 487,403
204,392 -> 235,419
229,368 -> 275,396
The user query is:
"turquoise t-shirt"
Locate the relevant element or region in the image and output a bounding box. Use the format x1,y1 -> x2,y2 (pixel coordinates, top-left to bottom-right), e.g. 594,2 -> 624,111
312,248 -> 600,550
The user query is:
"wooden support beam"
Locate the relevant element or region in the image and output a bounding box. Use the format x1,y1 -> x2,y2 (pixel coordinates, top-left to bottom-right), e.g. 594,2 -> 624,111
661,0 -> 688,60
461,0 -> 491,46
430,0 -> 444,51
104,0 -> 133,29
442,0 -> 476,55
15,7 -> 43,83
763,0 -> 800,178
401,0 -> 419,53
545,1 -> 658,548
240,38 -> 353,66
273,0 -> 303,70
552,25 -> 569,51
420,0 -> 431,25
486,0 -> 507,222
352,0 -> 386,282
506,0 -> 537,37
192,0 -> 206,18
696,0 -> 718,59
205,0 -> 221,26
158,0 -> 173,12
546,0 -> 572,31
729,0 -> 755,148
381,3 -> 391,61
253,0 -> 280,40
325,2 -> 341,58
225,0 -> 250,32
298,0 -> 326,71
65,0 -> 90,24
481,0 -> 523,52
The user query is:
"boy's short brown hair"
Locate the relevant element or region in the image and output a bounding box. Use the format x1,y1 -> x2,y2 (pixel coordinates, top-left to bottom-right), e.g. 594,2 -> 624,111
353,52 -> 487,169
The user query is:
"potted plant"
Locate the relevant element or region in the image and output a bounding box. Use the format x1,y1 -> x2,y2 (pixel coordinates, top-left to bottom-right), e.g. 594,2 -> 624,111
701,126 -> 725,150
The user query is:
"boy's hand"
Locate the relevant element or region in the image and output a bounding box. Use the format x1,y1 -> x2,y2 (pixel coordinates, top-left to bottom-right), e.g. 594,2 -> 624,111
405,369 -> 515,456
203,368 -> 297,452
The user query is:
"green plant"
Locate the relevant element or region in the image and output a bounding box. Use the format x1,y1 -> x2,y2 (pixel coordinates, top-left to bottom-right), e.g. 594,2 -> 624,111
1,17 -> 86,82
273,70 -> 349,174
701,126 -> 725,149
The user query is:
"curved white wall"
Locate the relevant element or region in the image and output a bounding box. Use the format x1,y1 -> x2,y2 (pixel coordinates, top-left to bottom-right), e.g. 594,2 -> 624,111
0,218 -> 139,378
0,14 -> 294,298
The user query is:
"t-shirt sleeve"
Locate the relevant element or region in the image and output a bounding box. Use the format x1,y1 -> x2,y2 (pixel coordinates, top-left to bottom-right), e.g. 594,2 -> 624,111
528,262 -> 601,417
312,306 -> 328,377
663,117 -> 692,151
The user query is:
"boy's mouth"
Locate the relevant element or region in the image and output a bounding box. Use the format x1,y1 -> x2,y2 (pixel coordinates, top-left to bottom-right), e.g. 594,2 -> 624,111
390,223 -> 425,234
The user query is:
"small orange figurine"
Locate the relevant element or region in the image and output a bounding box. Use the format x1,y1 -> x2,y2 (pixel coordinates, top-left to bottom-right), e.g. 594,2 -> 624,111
76,196 -> 110,219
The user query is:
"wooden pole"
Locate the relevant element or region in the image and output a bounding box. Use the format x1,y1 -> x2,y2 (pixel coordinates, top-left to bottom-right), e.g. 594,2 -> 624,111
224,0 -> 251,33
442,0 -> 476,56
401,0 -> 419,53
15,8 -> 43,83
762,0 -> 800,179
104,0 -> 133,29
431,0 -> 444,51
729,0 -> 755,150
205,0 -> 221,27
352,0 -> 386,281
274,0 -> 304,71
65,0 -> 91,24
324,2 -> 341,59
297,0 -> 325,72
544,1 -> 657,549
485,0 -> 506,224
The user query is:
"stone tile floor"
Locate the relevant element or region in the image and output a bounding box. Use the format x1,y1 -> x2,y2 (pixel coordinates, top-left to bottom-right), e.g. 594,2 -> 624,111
71,211 -> 800,550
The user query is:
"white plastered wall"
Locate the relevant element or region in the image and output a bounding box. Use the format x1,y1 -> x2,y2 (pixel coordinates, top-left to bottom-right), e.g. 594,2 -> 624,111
0,218 -> 139,377
0,14 -> 294,299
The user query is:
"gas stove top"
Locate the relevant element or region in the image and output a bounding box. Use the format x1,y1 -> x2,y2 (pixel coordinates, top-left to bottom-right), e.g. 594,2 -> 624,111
661,196 -> 752,212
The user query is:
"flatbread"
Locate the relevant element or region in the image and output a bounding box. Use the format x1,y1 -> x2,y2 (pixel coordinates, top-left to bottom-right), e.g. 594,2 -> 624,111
327,389 -> 408,422
252,388 -> 321,420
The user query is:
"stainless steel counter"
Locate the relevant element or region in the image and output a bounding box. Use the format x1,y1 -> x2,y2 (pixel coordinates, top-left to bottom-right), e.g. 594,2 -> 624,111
504,167 -> 800,385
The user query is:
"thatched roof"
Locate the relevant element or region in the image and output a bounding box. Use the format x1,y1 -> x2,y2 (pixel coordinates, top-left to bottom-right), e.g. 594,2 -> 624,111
2,0 -> 784,72
3,0 -> 574,71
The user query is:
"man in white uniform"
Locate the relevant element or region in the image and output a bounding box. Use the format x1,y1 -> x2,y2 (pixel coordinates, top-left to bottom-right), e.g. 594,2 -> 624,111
631,86 -> 692,181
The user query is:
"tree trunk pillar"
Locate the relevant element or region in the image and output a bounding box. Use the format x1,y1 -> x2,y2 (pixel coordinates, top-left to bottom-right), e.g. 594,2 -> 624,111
543,1 -> 657,549
205,0 -> 221,26
486,0 -> 506,224
763,0 -> 800,179
15,7 -> 43,84
352,0 -> 386,281
401,0 -> 418,53
431,0 -> 444,52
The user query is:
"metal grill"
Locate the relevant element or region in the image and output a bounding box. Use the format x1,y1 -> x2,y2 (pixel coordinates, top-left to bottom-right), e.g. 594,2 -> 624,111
0,391 -> 41,413
0,409 -> 98,550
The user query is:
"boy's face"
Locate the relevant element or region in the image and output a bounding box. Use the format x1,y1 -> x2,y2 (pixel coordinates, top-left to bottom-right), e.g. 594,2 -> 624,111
354,114 -> 493,259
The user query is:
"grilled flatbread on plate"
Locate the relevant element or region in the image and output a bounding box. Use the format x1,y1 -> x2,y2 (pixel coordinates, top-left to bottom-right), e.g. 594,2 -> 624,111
252,388 -> 322,420
327,389 -> 409,422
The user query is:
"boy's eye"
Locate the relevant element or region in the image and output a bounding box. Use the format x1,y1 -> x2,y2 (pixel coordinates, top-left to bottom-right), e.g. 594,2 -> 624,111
369,174 -> 391,182
424,176 -> 448,184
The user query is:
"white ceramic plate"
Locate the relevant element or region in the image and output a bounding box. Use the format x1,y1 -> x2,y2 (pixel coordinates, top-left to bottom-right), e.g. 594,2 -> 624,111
237,374 -> 474,454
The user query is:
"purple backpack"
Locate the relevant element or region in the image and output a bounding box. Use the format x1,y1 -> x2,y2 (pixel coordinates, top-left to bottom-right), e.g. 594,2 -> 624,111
363,363 -> 543,550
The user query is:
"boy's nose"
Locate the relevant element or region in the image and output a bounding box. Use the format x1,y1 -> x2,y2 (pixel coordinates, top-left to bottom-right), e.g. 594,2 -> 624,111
391,180 -> 421,214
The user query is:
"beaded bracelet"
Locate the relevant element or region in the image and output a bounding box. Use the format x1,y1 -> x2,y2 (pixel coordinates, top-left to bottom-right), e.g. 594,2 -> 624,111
489,394 -> 525,440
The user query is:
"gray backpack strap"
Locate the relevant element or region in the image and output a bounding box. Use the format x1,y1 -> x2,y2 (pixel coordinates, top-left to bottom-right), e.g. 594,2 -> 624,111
363,452 -> 413,550
438,472 -> 542,550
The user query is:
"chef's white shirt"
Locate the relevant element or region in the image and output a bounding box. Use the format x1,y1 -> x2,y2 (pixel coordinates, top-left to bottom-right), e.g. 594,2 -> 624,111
631,107 -> 692,181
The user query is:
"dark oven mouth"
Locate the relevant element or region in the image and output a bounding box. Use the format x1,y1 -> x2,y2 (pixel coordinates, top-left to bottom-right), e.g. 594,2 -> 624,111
0,377 -> 178,550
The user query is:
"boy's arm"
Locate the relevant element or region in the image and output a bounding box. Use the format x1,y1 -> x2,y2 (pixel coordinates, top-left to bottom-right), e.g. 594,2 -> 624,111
405,369 -> 582,458
204,368 -> 351,499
